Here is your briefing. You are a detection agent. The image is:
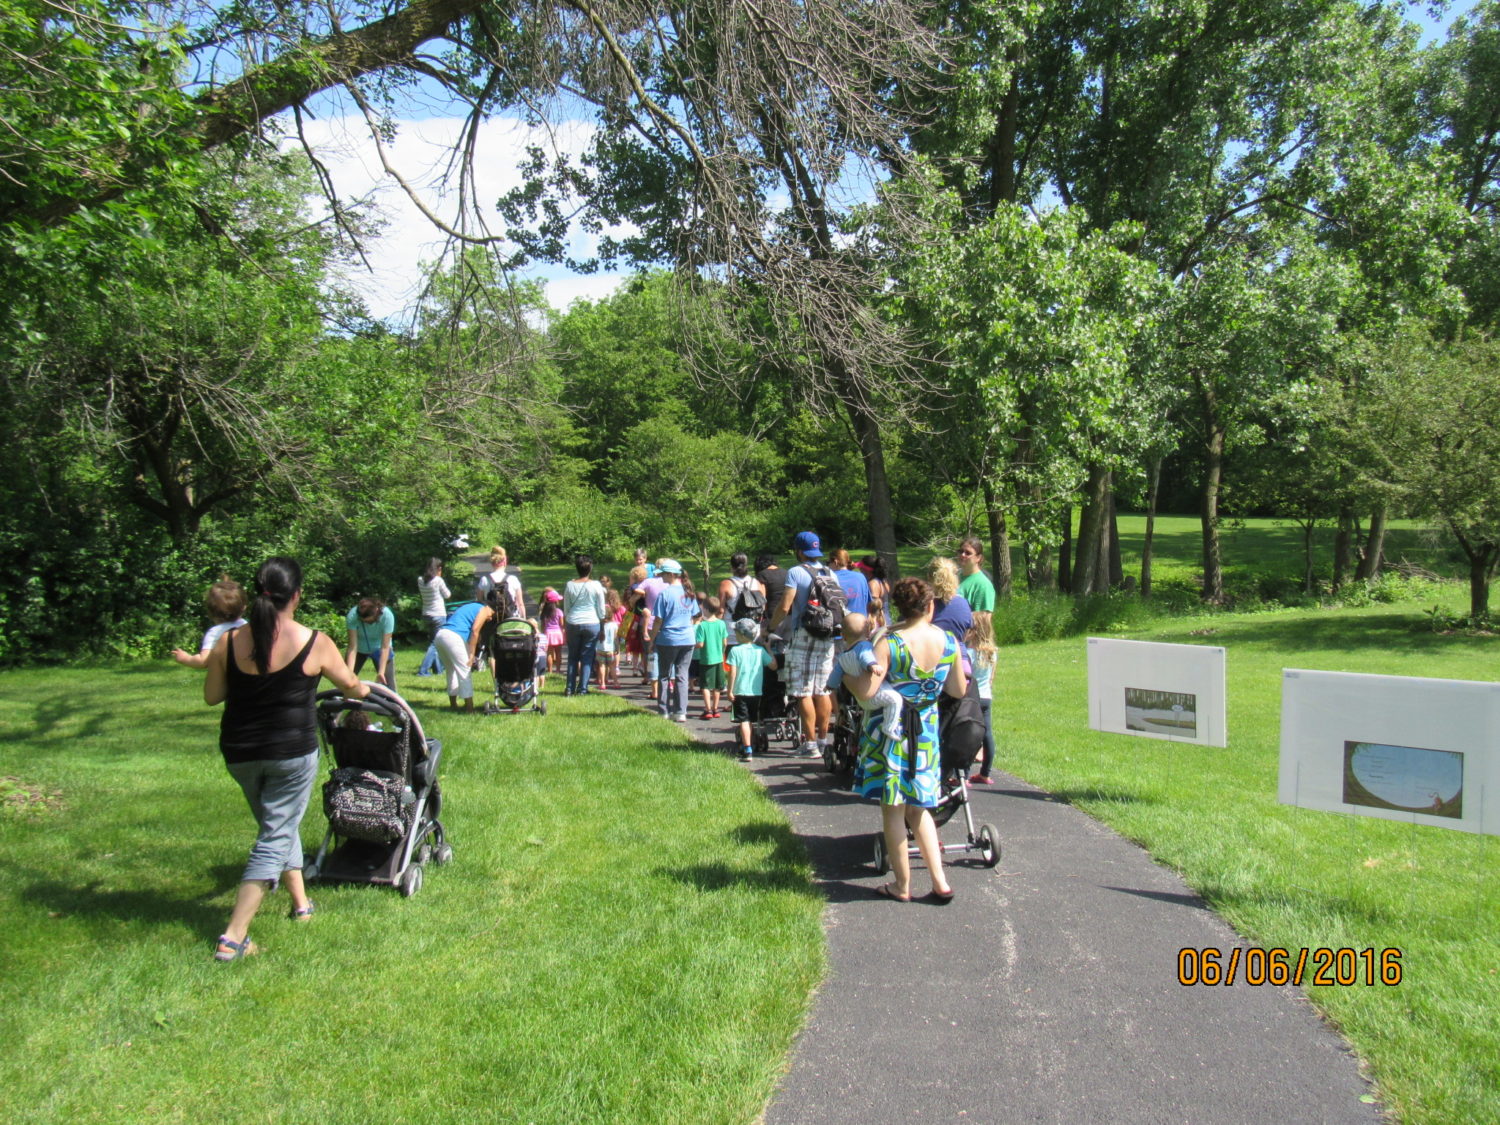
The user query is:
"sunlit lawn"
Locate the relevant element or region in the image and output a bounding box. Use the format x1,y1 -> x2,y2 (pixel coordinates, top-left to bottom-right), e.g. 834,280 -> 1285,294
997,601 -> 1499,1124
0,664 -> 824,1124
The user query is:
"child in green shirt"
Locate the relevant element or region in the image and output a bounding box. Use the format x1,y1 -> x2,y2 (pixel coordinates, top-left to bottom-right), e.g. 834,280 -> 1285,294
695,597 -> 729,719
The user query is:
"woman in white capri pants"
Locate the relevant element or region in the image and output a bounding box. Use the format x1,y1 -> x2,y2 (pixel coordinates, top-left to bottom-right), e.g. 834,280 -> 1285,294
435,591 -> 497,712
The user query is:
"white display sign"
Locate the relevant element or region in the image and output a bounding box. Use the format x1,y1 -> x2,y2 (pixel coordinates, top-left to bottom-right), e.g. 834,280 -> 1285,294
1278,669 -> 1499,835
1086,637 -> 1227,747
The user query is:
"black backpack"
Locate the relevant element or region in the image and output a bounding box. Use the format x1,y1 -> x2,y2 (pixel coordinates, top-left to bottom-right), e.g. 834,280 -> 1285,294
730,576 -> 766,623
938,672 -> 987,772
800,564 -> 846,639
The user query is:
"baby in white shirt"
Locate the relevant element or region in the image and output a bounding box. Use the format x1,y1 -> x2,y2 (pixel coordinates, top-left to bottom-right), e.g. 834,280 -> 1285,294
838,612 -> 904,742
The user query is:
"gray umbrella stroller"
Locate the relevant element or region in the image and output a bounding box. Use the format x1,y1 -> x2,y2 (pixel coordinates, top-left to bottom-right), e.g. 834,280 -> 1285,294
307,682 -> 450,897
872,690 -> 1001,873
479,617 -> 546,715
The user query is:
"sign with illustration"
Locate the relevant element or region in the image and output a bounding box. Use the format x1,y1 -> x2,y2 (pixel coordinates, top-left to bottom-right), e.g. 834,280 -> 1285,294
1087,638 -> 1226,747
1279,670 -> 1499,835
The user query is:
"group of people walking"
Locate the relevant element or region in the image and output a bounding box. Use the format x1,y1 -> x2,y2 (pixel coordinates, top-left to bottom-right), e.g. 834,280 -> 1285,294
173,531 -> 1000,959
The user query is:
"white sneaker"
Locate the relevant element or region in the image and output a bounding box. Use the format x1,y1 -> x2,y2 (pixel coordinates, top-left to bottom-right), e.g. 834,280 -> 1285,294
803,740 -> 821,757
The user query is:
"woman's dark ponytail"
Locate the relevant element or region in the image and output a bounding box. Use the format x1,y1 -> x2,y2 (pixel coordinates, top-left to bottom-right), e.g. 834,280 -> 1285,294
250,557 -> 302,675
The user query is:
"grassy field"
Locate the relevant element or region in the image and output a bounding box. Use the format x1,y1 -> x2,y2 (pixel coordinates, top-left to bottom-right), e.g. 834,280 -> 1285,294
998,602 -> 1499,1124
0,668 -> 823,1123
15,516 -> 1494,1123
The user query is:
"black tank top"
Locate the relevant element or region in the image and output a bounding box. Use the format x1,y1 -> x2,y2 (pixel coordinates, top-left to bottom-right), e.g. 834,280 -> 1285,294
219,629 -> 321,764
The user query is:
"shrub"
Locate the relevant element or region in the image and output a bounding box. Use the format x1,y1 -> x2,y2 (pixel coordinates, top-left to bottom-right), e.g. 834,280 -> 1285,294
499,486 -> 641,563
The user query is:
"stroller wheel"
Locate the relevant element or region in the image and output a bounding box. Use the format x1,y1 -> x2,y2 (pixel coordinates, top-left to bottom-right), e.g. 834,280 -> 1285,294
400,863 -> 424,898
872,832 -> 889,875
433,843 -> 454,866
978,823 -> 1001,867
537,699 -> 547,715
304,862 -> 320,883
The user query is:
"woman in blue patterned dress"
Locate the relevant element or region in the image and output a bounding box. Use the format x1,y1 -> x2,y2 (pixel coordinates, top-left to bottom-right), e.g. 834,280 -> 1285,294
850,576 -> 968,902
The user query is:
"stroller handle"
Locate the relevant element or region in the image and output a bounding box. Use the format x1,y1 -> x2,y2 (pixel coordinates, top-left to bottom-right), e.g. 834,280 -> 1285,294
316,682 -> 405,717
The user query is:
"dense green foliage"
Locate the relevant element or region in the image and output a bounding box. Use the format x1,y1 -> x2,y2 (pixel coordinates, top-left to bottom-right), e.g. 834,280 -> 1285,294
6,0 -> 1500,659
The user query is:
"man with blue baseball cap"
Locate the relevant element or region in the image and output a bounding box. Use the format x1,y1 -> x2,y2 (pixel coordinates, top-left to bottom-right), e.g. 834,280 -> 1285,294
768,530 -> 840,757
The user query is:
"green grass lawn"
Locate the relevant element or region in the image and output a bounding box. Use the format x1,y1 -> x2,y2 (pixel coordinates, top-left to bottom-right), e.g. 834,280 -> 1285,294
0,663 -> 823,1124
997,601 -> 1500,1124
17,517 -> 1494,1124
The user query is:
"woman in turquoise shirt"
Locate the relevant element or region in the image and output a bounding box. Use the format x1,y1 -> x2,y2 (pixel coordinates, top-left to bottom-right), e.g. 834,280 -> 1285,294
344,597 -> 395,690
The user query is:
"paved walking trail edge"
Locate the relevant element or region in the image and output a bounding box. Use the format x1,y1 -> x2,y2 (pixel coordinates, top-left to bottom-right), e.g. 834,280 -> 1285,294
612,678 -> 1383,1125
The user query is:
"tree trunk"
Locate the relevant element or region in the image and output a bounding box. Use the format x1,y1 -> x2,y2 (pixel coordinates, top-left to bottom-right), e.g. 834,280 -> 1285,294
1028,543 -> 1055,592
1200,426 -> 1225,604
843,398 -> 899,579
1448,523 -> 1495,620
981,478 -> 1012,597
1332,505 -> 1355,590
1302,522 -> 1316,594
1141,456 -> 1161,599
1073,464 -> 1112,596
1057,506 -> 1072,594
1469,548 -> 1495,620
1354,507 -> 1388,581
987,52 -> 1022,211
1106,485 -> 1123,588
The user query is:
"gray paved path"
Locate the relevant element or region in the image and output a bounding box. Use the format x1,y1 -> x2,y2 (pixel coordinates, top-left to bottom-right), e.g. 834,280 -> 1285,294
611,679 -> 1382,1124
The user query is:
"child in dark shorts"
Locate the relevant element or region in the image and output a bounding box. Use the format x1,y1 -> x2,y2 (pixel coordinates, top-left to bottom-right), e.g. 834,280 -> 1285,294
695,596 -> 729,719
726,619 -> 776,759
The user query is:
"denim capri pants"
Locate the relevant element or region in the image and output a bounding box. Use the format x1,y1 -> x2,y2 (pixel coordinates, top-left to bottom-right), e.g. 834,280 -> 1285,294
225,749 -> 319,885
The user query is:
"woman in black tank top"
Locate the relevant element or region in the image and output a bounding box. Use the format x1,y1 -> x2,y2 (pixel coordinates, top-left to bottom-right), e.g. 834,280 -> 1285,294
201,558 -> 368,961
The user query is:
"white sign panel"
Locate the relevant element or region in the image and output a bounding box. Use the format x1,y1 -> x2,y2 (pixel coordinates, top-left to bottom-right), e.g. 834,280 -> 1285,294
1086,637 -> 1227,747
1278,669 -> 1500,835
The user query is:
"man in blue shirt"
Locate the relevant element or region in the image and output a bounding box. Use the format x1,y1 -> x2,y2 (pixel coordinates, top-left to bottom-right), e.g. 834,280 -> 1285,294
768,531 -> 838,757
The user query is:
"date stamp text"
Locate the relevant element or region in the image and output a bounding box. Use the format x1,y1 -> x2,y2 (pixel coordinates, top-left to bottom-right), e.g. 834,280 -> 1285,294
1177,947 -> 1403,986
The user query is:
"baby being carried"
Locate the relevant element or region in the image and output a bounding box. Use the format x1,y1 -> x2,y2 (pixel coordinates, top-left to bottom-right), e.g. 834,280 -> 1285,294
838,612 -> 904,742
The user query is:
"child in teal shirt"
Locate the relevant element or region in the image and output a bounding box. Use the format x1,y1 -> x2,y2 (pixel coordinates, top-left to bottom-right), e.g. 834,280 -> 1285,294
726,620 -> 776,758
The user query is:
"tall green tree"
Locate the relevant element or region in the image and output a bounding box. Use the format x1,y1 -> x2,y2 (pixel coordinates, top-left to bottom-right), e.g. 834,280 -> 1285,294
4,154 -> 341,541
890,183 -> 1162,594
1347,327 -> 1500,619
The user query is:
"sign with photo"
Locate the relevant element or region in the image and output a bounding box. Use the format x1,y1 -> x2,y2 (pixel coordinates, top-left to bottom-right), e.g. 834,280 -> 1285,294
1087,638 -> 1227,747
1279,669 -> 1500,835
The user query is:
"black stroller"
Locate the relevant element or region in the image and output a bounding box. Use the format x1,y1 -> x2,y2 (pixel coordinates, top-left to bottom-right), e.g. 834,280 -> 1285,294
872,692 -> 1000,873
753,654 -> 801,755
307,682 -> 450,897
480,618 -> 546,715
824,683 -> 862,776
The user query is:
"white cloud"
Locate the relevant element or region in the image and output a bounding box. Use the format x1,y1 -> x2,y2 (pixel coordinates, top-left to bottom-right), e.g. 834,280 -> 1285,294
291,113 -> 633,321
545,274 -> 627,311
